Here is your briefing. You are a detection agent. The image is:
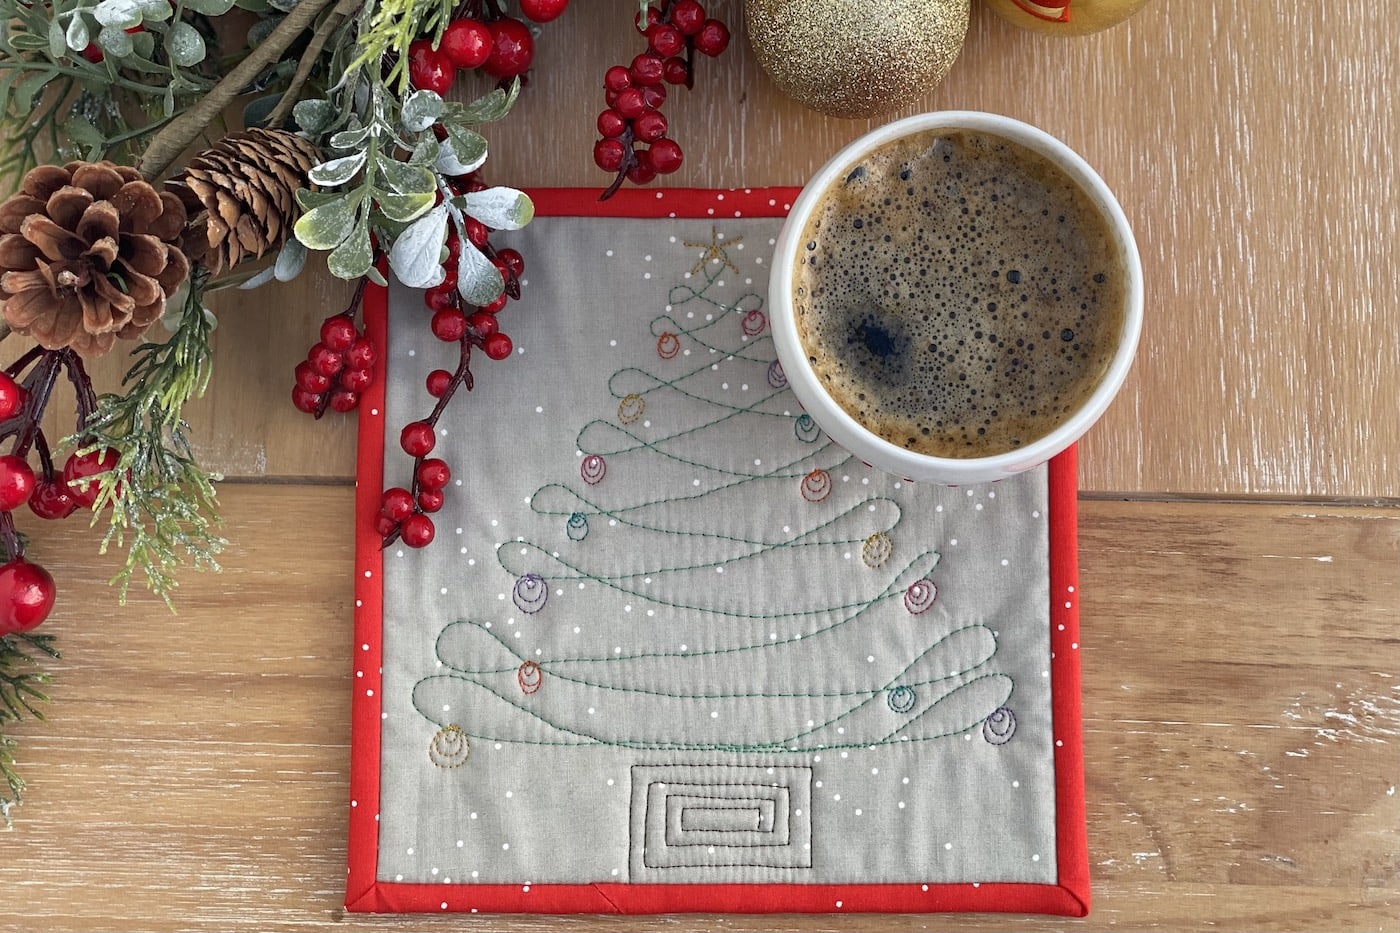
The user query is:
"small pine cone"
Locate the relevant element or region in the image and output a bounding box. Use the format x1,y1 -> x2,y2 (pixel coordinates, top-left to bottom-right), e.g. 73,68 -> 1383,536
0,161 -> 191,357
167,128 -> 321,277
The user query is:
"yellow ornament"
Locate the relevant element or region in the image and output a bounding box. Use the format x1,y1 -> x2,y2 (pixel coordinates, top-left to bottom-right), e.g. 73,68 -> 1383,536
744,0 -> 970,119
982,0 -> 1153,36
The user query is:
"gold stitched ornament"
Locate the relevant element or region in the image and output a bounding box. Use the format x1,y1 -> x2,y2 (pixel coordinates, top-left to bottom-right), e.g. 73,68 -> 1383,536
982,0 -> 1153,36
744,0 -> 971,119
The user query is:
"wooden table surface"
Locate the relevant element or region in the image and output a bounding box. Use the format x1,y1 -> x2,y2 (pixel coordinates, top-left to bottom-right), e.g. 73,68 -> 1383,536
4,1 -> 1397,930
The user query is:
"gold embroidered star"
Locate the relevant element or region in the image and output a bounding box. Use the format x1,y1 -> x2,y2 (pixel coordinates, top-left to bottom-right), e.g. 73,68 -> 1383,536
684,227 -> 743,276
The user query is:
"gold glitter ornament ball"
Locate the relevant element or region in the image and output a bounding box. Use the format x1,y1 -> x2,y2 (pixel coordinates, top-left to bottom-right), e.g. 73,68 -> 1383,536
744,0 -> 971,119
982,0 -> 1153,36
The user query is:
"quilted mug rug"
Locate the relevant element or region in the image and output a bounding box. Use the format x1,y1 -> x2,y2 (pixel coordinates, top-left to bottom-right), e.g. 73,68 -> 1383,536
346,188 -> 1088,915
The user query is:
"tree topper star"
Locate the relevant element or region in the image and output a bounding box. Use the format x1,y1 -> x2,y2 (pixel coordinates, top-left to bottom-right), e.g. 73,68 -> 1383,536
684,227 -> 743,276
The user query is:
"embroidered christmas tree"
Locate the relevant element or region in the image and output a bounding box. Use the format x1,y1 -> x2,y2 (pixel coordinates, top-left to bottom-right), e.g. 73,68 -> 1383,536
413,231 -> 1012,759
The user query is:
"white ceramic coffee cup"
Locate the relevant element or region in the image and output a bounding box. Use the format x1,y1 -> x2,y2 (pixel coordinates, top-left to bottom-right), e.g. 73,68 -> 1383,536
770,111 -> 1143,484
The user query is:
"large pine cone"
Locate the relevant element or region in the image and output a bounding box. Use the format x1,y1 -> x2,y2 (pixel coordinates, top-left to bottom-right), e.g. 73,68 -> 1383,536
166,128 -> 321,276
0,161 -> 191,357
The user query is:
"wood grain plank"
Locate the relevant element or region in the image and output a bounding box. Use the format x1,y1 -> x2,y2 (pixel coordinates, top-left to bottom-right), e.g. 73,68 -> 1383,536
2,488 -> 1395,932
26,0 -> 1396,497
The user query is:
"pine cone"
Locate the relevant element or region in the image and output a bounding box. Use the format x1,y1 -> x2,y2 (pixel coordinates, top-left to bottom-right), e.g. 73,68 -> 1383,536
166,128 -> 321,277
0,161 -> 191,357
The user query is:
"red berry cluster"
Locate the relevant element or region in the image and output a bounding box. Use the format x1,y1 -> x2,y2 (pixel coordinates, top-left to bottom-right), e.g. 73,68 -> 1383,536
407,0 -> 569,93
292,297 -> 378,418
0,350 -> 123,634
594,0 -> 730,198
379,172 -> 525,550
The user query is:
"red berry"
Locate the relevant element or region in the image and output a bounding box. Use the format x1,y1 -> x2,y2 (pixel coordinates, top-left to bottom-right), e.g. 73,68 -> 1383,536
597,109 -> 628,139
694,18 -> 730,56
483,332 -> 513,360
400,513 -> 436,548
292,386 -> 324,414
345,337 -> 377,370
320,315 -> 358,351
482,17 -> 534,79
594,138 -> 628,172
630,52 -> 665,86
0,372 -> 26,421
0,559 -> 55,635
626,149 -> 658,185
374,513 -> 399,537
444,230 -> 462,260
0,455 -> 36,511
603,65 -> 632,92
466,310 -> 499,337
519,0 -> 568,22
417,488 -> 445,513
407,40 -> 456,94
417,458 -> 452,490
648,137 -> 685,174
381,487 -> 415,522
431,307 -> 468,342
425,282 -> 458,311
400,421 -> 436,457
640,83 -> 667,108
481,293 -> 508,314
295,360 -> 332,393
426,369 -> 453,397
646,23 -> 684,58
670,0 -> 706,34
307,342 -> 343,377
440,18 -> 492,69
28,480 -> 77,520
613,87 -> 646,120
496,248 -> 525,278
662,55 -> 689,85
329,388 -> 359,413
62,448 -> 120,508
465,218 -> 490,248
80,43 -> 103,63
633,108 -> 668,143
339,366 -> 373,393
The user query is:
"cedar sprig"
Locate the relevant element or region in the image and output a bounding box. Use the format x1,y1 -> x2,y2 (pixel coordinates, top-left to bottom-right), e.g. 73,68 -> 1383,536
73,272 -> 226,606
0,631 -> 59,825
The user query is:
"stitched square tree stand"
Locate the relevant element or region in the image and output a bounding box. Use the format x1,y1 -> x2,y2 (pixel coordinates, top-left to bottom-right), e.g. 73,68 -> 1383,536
346,188 -> 1089,915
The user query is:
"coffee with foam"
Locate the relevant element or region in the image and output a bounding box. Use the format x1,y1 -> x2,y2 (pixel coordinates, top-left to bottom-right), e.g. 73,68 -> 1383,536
793,129 -> 1126,459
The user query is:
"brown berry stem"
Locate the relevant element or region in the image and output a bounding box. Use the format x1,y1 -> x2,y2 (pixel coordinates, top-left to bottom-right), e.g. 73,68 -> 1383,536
0,510 -> 21,564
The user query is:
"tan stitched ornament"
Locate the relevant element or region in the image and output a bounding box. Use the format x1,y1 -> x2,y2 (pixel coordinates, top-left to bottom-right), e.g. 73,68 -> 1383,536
982,0 -> 1153,36
744,0 -> 971,119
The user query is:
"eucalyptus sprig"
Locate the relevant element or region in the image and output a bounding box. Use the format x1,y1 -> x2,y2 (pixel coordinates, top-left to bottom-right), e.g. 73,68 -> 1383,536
73,274 -> 226,606
292,78 -> 533,303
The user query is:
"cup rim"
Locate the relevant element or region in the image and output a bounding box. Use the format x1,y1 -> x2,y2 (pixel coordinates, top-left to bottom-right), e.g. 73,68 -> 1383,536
769,110 -> 1144,484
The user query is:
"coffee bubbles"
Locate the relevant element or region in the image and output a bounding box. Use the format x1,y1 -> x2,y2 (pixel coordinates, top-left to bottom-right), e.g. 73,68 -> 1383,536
793,129 -> 1126,459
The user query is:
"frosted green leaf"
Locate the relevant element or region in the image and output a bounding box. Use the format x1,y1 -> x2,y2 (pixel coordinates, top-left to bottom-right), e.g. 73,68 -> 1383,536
401,90 -> 445,133
294,193 -> 360,250
457,240 -> 504,306
98,25 -> 135,58
388,205 -> 449,289
48,18 -> 66,58
461,187 -> 534,231
65,15 -> 89,53
293,99 -> 338,135
165,21 -> 205,67
308,151 -> 367,187
328,221 -> 374,280
95,0 -> 143,29
135,0 -> 173,20
376,190 -> 436,224
375,155 -> 435,196
273,238 -> 307,282
455,81 -> 520,125
436,126 -> 487,176
181,0 -> 238,14
330,125 -> 371,149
